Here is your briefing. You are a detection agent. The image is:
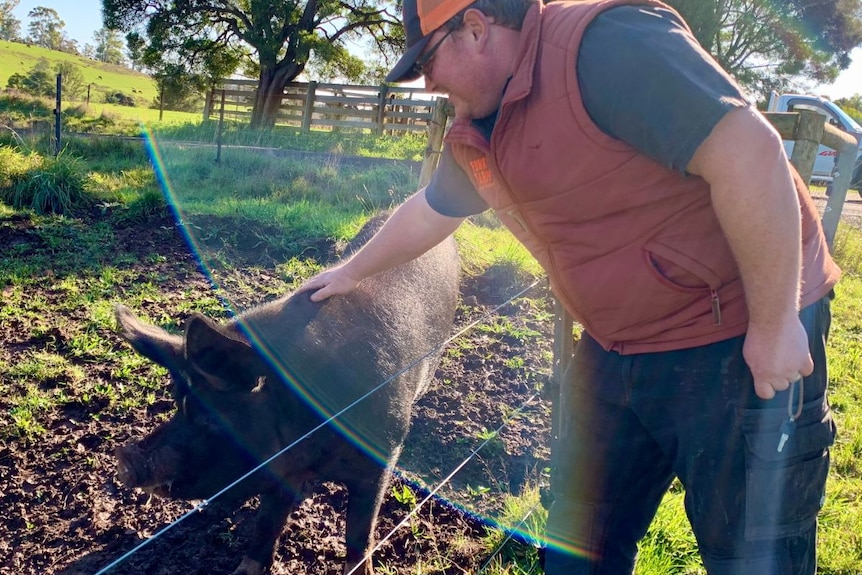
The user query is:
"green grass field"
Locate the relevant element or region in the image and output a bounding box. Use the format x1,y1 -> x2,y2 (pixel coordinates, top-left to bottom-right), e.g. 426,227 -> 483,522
0,39 -> 158,106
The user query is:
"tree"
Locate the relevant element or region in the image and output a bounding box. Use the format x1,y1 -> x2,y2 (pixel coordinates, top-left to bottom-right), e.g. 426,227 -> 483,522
0,0 -> 22,41
125,31 -> 145,71
103,0 -> 404,128
7,57 -> 86,99
56,61 -> 87,100
835,95 -> 862,124
26,6 -> 66,50
152,63 -> 205,112
93,27 -> 125,64
16,57 -> 55,97
666,0 -> 862,97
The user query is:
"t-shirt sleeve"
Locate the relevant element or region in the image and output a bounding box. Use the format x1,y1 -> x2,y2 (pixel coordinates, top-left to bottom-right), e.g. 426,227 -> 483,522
577,5 -> 750,172
424,146 -> 489,217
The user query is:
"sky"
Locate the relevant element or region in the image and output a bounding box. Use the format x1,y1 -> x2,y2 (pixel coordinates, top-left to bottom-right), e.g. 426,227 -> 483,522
11,0 -> 862,99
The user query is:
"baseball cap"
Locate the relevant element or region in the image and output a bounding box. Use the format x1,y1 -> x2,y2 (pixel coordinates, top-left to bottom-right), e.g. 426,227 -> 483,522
385,0 -> 476,83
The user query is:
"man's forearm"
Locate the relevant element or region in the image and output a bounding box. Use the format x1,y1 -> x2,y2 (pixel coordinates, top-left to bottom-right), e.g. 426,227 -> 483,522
689,107 -> 802,325
342,189 -> 465,282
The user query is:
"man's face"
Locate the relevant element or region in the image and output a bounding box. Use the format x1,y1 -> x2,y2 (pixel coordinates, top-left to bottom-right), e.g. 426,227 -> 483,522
419,13 -> 508,121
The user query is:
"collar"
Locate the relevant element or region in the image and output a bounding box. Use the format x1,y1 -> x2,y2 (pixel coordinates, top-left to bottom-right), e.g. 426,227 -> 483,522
500,1 -> 543,107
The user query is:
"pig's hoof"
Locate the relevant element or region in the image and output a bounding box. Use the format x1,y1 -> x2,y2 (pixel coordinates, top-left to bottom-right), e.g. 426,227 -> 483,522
231,556 -> 265,575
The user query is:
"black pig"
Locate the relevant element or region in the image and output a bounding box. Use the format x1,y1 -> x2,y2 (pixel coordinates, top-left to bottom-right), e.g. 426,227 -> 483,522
113,215 -> 459,575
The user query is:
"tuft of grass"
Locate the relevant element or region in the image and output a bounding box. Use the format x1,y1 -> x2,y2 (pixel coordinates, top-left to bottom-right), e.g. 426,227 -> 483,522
115,188 -> 169,224
480,484 -> 546,575
0,149 -> 91,214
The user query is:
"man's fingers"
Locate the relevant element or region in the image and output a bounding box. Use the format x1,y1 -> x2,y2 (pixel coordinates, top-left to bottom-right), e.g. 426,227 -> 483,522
308,285 -> 332,302
754,377 -> 795,400
754,380 -> 777,400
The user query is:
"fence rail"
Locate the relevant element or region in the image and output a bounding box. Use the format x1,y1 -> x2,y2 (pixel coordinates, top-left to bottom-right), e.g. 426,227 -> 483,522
204,80 -> 449,136
764,111 -> 859,246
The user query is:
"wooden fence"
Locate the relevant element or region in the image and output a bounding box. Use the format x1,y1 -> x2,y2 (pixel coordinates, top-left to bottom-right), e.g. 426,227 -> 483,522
764,110 -> 860,246
203,79 -> 449,136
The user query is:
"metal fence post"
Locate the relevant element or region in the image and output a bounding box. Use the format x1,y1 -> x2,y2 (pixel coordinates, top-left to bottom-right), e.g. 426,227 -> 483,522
54,73 -> 62,156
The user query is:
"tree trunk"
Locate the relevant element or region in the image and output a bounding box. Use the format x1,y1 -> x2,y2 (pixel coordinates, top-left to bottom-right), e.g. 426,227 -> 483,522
250,67 -> 292,129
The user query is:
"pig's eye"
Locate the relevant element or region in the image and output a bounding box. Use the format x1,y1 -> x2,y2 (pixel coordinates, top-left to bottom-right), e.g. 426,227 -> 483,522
181,395 -> 223,432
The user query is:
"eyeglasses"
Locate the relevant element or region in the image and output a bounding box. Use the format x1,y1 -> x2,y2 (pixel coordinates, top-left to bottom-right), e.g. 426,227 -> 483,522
411,27 -> 455,78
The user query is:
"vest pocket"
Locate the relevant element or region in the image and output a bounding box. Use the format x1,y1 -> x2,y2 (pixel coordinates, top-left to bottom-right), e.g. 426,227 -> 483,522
643,241 -> 724,292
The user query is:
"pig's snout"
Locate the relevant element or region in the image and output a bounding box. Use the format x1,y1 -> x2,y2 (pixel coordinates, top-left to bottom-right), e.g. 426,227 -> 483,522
114,442 -> 183,498
115,444 -> 145,487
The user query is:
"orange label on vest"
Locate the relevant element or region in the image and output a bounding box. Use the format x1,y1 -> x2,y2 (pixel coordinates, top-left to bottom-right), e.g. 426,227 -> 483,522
469,157 -> 493,188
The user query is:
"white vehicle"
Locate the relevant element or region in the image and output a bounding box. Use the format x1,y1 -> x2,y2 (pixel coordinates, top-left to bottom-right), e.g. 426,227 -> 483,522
767,92 -> 862,191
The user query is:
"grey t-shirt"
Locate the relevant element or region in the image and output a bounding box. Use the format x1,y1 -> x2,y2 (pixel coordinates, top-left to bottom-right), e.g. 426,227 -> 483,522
425,4 -> 749,217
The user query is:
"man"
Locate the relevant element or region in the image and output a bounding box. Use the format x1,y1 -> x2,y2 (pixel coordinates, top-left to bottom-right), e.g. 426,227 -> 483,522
303,0 -> 840,573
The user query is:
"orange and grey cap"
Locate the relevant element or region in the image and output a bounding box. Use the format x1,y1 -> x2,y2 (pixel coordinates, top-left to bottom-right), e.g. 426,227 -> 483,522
385,0 -> 475,83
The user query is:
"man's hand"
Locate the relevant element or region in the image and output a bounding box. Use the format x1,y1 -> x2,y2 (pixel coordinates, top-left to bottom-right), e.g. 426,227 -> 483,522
302,264 -> 362,302
742,314 -> 813,399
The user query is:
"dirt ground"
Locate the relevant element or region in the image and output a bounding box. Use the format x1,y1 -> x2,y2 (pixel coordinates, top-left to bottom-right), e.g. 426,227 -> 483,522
0,210 -> 555,575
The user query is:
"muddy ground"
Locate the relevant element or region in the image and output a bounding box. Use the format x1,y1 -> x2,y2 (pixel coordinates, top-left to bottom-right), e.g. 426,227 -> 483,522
0,209 -> 556,575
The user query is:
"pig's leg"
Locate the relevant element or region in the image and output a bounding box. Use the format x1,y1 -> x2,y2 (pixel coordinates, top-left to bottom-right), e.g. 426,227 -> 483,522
342,464 -> 395,575
231,487 -> 298,575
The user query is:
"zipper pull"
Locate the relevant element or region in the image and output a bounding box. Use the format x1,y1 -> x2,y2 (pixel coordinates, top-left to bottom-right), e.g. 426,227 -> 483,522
711,290 -> 722,325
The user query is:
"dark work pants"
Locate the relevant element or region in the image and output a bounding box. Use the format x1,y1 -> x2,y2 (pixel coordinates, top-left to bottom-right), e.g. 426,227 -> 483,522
544,295 -> 835,574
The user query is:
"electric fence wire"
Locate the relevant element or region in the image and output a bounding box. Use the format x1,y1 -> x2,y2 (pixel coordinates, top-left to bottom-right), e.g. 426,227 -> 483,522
475,499 -> 545,574
91,278 -> 545,575
345,390 -> 543,575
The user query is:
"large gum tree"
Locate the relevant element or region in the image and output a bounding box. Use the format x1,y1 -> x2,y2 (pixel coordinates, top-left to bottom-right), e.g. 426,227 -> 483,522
103,0 -> 404,128
667,0 -> 862,96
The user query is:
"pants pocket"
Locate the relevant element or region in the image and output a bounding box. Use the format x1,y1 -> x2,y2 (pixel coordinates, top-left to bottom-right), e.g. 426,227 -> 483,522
740,397 -> 836,541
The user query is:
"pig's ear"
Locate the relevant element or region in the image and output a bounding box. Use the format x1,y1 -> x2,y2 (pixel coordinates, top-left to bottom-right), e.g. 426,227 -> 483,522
184,314 -> 262,392
114,304 -> 186,374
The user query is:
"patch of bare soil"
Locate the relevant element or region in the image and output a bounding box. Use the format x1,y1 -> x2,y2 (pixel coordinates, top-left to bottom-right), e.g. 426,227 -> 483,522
0,210 -> 554,575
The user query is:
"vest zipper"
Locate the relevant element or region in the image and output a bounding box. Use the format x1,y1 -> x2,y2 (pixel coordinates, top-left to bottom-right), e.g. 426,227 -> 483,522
711,289 -> 722,325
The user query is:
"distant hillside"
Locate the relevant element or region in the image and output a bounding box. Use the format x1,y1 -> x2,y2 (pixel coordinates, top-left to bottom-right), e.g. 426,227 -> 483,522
0,39 -> 157,107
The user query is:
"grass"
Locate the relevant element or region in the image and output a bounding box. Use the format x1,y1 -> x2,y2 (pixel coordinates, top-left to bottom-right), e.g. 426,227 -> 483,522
0,39 -> 159,106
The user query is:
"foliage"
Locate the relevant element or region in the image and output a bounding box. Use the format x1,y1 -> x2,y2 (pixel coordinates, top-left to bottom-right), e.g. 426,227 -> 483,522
125,31 -> 145,71
93,27 -> 126,65
835,95 -> 862,124
25,6 -> 75,53
103,0 -> 405,128
0,0 -> 21,41
56,61 -> 87,100
5,57 -> 86,100
6,57 -> 53,96
151,63 -> 207,113
666,0 -> 862,97
0,146 -> 95,214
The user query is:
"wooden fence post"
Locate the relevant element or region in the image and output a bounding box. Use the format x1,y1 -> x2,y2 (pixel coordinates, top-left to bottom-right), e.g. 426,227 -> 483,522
543,297 -> 574,508
302,81 -> 317,133
764,112 -> 859,248
376,84 -> 390,134
419,97 -> 450,188
203,88 -> 214,121
789,110 -> 825,185
215,90 -> 226,163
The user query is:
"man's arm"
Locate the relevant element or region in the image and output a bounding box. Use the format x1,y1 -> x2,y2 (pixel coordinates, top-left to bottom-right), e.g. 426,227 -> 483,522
304,188 -> 465,301
687,106 -> 813,399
